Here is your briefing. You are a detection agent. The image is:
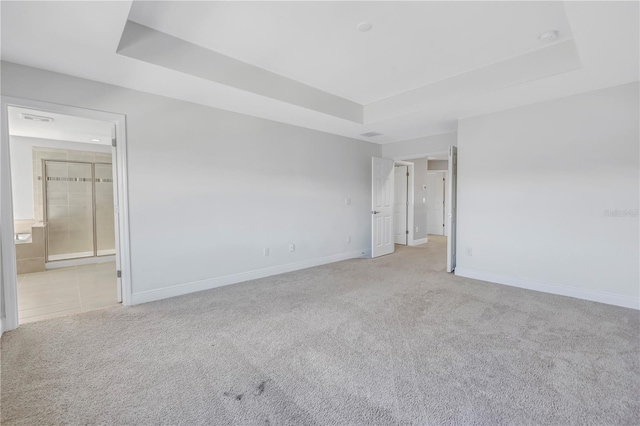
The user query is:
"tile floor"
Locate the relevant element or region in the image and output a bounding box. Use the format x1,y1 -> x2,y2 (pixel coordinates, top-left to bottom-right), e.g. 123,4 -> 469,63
17,261 -> 119,324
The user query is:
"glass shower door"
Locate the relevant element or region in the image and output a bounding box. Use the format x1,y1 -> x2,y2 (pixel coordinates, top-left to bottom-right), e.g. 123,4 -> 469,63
45,161 -> 95,261
94,163 -> 116,256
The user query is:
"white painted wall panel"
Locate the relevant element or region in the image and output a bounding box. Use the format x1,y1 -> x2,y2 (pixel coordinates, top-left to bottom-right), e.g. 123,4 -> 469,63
1,61 -> 380,299
457,82 -> 639,305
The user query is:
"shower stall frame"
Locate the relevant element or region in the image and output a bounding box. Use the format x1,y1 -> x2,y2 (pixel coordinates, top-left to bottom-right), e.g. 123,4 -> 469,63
42,159 -> 115,263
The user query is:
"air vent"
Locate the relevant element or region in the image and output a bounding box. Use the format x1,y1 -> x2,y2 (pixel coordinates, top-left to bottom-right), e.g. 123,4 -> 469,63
361,131 -> 382,137
21,113 -> 54,123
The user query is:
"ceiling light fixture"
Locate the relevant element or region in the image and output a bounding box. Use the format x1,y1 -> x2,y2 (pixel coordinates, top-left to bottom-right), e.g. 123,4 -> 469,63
357,22 -> 373,32
21,113 -> 54,123
90,138 -> 101,142
538,30 -> 558,43
361,131 -> 382,137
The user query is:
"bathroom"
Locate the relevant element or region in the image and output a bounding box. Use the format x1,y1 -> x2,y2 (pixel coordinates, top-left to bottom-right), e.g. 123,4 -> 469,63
10,106 -> 120,323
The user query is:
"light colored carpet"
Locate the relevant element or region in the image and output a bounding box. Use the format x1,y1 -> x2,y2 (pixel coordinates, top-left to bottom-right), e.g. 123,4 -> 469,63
2,236 -> 639,425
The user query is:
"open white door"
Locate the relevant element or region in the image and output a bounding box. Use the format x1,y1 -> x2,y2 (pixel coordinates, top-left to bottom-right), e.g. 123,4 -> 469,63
446,146 -> 457,272
393,165 -> 408,245
372,157 -> 395,258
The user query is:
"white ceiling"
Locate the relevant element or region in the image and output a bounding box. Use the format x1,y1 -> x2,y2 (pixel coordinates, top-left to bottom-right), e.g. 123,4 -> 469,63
127,1 -> 573,104
8,106 -> 113,146
1,1 -> 638,144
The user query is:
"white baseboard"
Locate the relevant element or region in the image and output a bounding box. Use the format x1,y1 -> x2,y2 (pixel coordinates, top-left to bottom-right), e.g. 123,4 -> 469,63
455,267 -> 640,310
131,249 -> 370,305
410,238 -> 428,246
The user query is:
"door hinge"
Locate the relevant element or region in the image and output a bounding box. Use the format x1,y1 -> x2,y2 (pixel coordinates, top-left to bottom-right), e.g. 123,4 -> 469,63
406,230 -> 409,234
117,270 -> 122,278
406,172 -> 409,177
112,138 -> 117,147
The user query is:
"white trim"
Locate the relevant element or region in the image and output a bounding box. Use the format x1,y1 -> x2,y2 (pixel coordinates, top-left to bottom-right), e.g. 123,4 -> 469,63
455,267 -> 640,310
0,97 -> 132,332
131,249 -> 370,305
410,238 -> 428,246
46,255 -> 116,269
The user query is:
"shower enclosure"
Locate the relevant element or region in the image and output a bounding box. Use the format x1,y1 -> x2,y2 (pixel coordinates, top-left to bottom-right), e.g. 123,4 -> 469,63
43,160 -> 115,262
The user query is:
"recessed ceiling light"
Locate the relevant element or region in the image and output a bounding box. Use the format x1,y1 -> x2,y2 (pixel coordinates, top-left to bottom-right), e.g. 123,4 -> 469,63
90,138 -> 101,142
357,22 -> 373,32
21,113 -> 53,122
538,30 -> 558,43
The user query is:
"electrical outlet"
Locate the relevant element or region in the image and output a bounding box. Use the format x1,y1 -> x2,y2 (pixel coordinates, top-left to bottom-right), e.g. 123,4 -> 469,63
346,236 -> 351,243
345,198 -> 351,206
422,197 -> 426,203
466,248 -> 473,256
289,244 -> 295,252
263,248 -> 270,256
415,227 -> 419,233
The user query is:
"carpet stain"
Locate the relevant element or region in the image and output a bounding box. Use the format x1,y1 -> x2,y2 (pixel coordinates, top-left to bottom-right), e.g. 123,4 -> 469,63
223,391 -> 244,401
255,380 -> 268,396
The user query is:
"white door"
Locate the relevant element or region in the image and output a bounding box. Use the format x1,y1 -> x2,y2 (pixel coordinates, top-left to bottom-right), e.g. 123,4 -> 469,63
393,165 -> 408,245
426,172 -> 445,236
372,157 -> 395,258
446,146 -> 457,272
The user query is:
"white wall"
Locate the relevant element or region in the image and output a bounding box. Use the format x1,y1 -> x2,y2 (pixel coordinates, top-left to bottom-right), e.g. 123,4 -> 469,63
456,82 -> 639,309
382,132 -> 456,160
9,136 -> 111,220
1,61 -> 380,303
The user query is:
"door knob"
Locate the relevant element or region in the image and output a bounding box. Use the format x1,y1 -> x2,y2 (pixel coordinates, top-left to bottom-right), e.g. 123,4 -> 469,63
372,211 -> 380,214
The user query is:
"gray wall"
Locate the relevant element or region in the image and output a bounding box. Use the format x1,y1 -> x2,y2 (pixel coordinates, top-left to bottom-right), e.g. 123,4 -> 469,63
457,82 -> 639,305
1,61 -> 381,303
408,158 -> 428,241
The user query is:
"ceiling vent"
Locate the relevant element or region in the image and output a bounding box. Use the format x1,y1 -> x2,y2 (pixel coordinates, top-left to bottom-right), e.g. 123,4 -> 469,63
21,113 -> 54,123
361,131 -> 383,137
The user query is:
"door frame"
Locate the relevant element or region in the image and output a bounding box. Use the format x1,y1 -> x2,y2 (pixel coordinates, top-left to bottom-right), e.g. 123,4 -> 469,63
0,96 -> 132,332
393,160 -> 415,246
391,149 -> 457,264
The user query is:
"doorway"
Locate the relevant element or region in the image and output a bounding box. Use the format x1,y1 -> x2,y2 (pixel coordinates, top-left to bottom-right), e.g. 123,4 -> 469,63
371,148 -> 457,272
1,98 -> 131,331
